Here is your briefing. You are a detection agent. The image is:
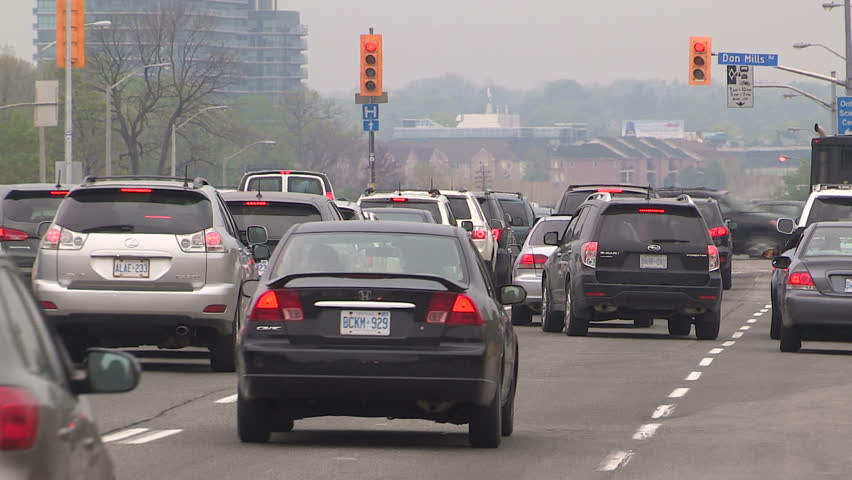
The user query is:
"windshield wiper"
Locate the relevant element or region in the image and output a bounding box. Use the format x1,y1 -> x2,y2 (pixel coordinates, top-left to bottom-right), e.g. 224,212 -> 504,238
81,224 -> 135,233
650,239 -> 690,243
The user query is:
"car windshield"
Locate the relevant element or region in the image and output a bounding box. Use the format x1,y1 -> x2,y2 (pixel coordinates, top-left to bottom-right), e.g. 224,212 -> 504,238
366,210 -> 432,223
806,197 -> 852,225
359,199 -> 441,220
598,206 -> 707,245
55,189 -> 212,235
226,201 -> 323,238
528,218 -> 572,245
272,232 -> 467,283
287,176 -> 324,195
802,226 -> 852,257
2,191 -> 66,225
446,197 -> 472,220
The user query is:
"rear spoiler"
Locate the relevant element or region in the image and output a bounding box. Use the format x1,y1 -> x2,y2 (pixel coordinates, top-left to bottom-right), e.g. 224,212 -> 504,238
267,272 -> 467,293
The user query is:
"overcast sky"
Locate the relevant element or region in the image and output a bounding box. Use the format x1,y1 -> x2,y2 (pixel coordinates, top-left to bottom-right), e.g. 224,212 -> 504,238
1,1 -> 846,93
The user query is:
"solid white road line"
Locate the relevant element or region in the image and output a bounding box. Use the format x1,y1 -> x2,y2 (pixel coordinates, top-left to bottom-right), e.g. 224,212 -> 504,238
699,357 -> 714,366
651,404 -> 676,419
747,319 -> 757,324
120,429 -> 183,445
597,451 -> 634,472
732,332 -> 744,338
722,341 -> 736,347
215,394 -> 238,404
740,325 -> 751,331
685,371 -> 702,381
102,428 -> 149,443
632,424 -> 661,440
708,348 -> 724,354
669,388 -> 689,398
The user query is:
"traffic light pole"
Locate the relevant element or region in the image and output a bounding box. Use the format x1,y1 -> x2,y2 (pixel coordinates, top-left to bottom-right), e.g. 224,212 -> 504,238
369,131 -> 376,187
845,0 -> 852,95
63,0 -> 73,184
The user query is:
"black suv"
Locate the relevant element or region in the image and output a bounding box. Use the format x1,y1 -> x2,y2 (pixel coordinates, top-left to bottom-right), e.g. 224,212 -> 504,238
540,193 -> 723,339
555,184 -> 657,215
693,198 -> 733,290
474,191 -> 518,287
495,192 -> 537,244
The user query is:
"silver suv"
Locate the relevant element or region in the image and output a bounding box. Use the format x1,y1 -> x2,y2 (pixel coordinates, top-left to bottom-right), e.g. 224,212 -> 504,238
32,176 -> 265,372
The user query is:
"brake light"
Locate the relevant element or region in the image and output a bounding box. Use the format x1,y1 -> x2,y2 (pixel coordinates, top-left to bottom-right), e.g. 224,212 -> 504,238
708,245 -> 720,271
40,227 -> 86,250
39,301 -> 57,310
203,305 -> 227,314
49,190 -> 69,196
471,229 -> 488,240
391,197 -> 408,202
581,241 -> 598,268
426,292 -> 483,326
491,228 -> 501,242
518,253 -> 548,269
144,216 -> 172,219
709,226 -> 729,238
245,201 -> 267,206
597,188 -> 624,193
42,228 -> 61,249
0,228 -> 28,242
639,208 -> 666,213
205,230 -> 224,253
248,289 -> 304,321
120,188 -> 152,193
788,271 -> 816,290
279,170 -> 292,174
325,192 -> 334,200
0,387 -> 38,451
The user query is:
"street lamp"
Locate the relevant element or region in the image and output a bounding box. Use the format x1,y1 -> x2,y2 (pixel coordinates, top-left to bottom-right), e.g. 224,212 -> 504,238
792,42 -> 846,61
105,62 -> 171,176
38,20 -> 113,57
222,141 -> 277,186
171,105 -> 230,176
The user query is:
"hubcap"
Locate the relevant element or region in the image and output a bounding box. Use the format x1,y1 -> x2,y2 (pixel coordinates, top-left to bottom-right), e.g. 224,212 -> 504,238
542,284 -> 549,316
564,289 -> 572,330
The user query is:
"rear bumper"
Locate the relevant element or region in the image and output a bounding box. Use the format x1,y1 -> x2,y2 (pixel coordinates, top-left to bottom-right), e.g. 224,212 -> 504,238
784,291 -> 852,328
512,271 -> 542,307
576,278 -> 722,314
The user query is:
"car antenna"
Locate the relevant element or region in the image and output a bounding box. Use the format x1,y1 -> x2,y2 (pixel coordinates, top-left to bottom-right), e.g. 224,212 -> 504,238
256,180 -> 263,200
646,184 -> 652,201
183,166 -> 190,188
55,169 -> 62,188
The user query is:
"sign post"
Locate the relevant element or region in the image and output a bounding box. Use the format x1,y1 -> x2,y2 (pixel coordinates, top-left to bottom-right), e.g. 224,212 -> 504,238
727,65 -> 754,108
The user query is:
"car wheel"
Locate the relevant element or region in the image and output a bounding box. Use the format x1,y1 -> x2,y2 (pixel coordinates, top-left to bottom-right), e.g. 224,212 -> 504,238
274,417 -> 295,433
634,316 -> 653,328
210,330 -> 236,372
668,315 -> 692,336
564,287 -> 588,337
501,351 -> 518,437
511,305 -> 533,326
695,309 -> 720,340
469,376 -> 502,448
722,264 -> 732,290
237,393 -> 271,443
770,291 -> 781,340
540,282 -> 564,333
780,325 -> 801,352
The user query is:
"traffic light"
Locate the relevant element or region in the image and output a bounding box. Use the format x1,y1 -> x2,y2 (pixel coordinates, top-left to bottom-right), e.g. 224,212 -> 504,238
56,0 -> 86,69
360,34 -> 383,97
688,36 -> 712,85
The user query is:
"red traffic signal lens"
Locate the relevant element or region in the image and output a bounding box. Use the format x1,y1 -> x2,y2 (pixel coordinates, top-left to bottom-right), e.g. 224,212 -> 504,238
365,41 -> 378,53
779,156 -> 788,162
694,42 -> 706,53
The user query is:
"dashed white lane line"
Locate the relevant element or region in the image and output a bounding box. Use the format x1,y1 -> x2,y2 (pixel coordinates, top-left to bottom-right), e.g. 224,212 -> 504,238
597,451 -> 634,472
632,424 -> 661,440
740,325 -> 751,331
699,357 -> 713,367
722,341 -> 736,347
685,371 -> 702,381
760,308 -> 769,313
120,429 -> 183,445
754,312 -> 764,317
102,428 -> 149,443
335,457 -> 358,461
651,404 -> 676,419
732,332 -> 744,338
747,319 -> 757,324
765,304 -> 772,308
708,348 -> 724,355
215,394 -> 238,404
669,388 -> 689,398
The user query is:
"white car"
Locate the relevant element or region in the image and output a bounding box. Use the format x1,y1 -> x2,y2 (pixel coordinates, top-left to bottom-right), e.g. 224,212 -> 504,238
357,189 -> 457,226
443,190 -> 498,272
777,184 -> 852,235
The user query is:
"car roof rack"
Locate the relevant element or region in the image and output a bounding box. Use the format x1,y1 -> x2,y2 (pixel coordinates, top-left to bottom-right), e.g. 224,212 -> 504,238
585,191 -> 613,202
675,194 -> 695,204
81,175 -> 210,189
813,183 -> 852,191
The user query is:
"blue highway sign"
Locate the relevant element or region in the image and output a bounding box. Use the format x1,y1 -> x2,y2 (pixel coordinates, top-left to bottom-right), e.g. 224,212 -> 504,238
362,104 -> 379,120
363,120 -> 379,132
838,97 -> 852,135
717,52 -> 778,67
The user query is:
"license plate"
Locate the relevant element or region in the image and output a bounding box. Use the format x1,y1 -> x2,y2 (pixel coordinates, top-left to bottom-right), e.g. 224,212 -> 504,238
845,278 -> 852,293
340,310 -> 390,336
640,254 -> 668,270
113,259 -> 150,278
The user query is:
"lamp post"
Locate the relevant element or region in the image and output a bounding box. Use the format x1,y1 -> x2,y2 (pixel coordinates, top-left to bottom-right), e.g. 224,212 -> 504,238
171,105 -> 230,176
104,62 -> 171,176
755,71 -> 838,134
222,141 -> 277,186
819,1 -> 852,95
792,42 -> 846,61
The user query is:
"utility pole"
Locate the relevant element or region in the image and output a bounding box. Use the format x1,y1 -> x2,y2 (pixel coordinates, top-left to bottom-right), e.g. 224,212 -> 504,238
832,71 -> 839,134
474,163 -> 490,191
63,0 -> 73,184
846,0 -> 852,95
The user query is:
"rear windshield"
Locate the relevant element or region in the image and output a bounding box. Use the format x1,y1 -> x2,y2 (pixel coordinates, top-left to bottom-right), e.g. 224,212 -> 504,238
2,191 -> 66,224
557,190 -> 649,214
529,218 -> 572,245
338,207 -> 359,220
226,202 -> 322,238
55,189 -> 212,235
272,232 -> 468,283
802,226 -> 852,257
367,210 -> 433,223
807,197 -> 852,225
695,201 -> 723,226
476,197 -> 497,220
446,197 -> 472,220
499,199 -> 532,227
360,199 -> 441,220
287,176 -> 324,195
246,176 -> 282,193
598,205 -> 707,245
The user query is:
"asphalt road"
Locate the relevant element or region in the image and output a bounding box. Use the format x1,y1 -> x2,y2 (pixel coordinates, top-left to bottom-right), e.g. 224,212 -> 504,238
86,258 -> 852,479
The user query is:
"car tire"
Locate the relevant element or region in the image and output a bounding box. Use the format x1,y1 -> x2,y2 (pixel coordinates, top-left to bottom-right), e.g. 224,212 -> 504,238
511,305 -> 533,326
780,325 -> 801,352
501,351 -> 518,437
274,417 -> 295,433
722,264 -> 732,290
668,316 -> 692,336
634,316 -> 653,328
210,331 -> 236,372
469,376 -> 502,448
564,287 -> 589,337
540,282 -> 564,333
695,309 -> 721,340
237,393 -> 271,443
770,291 -> 781,340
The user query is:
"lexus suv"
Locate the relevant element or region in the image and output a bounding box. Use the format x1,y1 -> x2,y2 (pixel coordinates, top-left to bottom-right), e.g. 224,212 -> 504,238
32,176 -> 263,371
357,189 -> 457,225
540,193 -> 723,339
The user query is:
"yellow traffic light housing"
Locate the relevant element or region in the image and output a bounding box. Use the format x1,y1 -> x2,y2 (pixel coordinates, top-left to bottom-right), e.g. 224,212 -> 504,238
360,34 -> 383,97
689,36 -> 712,85
57,0 -> 87,69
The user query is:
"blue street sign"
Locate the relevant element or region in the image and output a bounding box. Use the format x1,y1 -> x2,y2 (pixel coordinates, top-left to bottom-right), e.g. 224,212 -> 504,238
716,52 -> 778,67
838,97 -> 852,134
362,104 -> 379,120
363,120 -> 379,132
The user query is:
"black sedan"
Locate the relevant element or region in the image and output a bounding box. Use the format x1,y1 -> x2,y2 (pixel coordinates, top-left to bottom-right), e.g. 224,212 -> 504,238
773,222 -> 852,352
236,221 -> 524,448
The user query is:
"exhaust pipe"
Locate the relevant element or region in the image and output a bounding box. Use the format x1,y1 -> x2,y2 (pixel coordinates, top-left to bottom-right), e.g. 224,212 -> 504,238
175,325 -> 190,336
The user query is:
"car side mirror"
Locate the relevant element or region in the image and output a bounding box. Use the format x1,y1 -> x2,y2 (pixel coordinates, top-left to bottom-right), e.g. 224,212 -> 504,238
80,350 -> 141,394
498,285 -> 527,305
543,231 -> 560,246
724,218 -> 738,230
460,220 -> 474,232
37,221 -> 52,238
241,279 -> 259,298
772,256 -> 792,270
508,244 -> 522,255
776,218 -> 796,235
251,244 -> 271,262
489,219 -> 505,230
246,225 -> 269,245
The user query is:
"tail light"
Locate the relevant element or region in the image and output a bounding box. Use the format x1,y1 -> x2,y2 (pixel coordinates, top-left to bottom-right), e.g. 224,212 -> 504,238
176,229 -> 226,253
581,241 -> 598,268
205,230 -> 224,253
0,228 -> 28,242
248,289 -> 304,321
638,208 -> 666,214
491,228 -> 502,242
0,387 -> 38,451
788,271 -> 816,290
471,229 -> 488,240
391,197 -> 408,203
426,292 -> 483,326
518,253 -> 548,269
245,201 -> 267,206
708,245 -> 720,271
598,188 -> 624,193
120,188 -> 153,193
40,227 -> 87,250
709,226 -> 729,238
325,192 -> 334,200
49,190 -> 69,196
39,301 -> 57,310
